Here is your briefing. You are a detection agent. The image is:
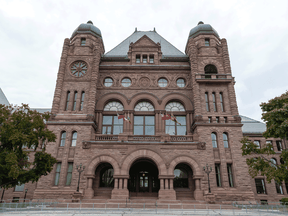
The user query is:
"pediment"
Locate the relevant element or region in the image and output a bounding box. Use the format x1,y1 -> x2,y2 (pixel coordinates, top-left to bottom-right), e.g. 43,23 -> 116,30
131,35 -> 160,48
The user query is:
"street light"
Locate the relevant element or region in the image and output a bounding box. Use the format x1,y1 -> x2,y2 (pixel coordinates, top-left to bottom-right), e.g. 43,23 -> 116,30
76,164 -> 85,192
203,164 -> 212,193
24,189 -> 28,202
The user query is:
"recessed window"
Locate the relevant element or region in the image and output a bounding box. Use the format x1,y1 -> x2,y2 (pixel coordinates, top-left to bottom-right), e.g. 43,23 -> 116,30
102,116 -> 123,135
81,38 -> 86,46
104,78 -> 113,87
255,179 -> 266,194
208,117 -> 212,123
276,141 -> 283,151
177,78 -> 185,87
136,55 -> 140,63
211,132 -> 217,148
66,163 -> 73,186
65,91 -> 70,111
54,163 -> 62,186
227,164 -> 234,187
143,55 -> 147,63
223,133 -> 229,148
71,132 -> 77,147
212,92 -> 217,111
158,78 -> 168,87
70,61 -> 87,77
104,101 -> 124,111
166,116 -> 186,135
60,131 -> 66,147
266,140 -> 273,150
134,101 -> 154,111
205,38 -> 210,46
134,116 -> 155,135
100,165 -> 114,187
216,117 -> 219,123
73,91 -> 77,111
80,91 -> 85,111
149,55 -> 154,63
224,117 -> 227,123
219,92 -> 224,112
205,92 -> 209,112
121,78 -> 131,87
165,102 -> 185,111
254,140 -> 260,149
276,181 -> 284,194
215,164 -> 221,187
204,64 -> 217,78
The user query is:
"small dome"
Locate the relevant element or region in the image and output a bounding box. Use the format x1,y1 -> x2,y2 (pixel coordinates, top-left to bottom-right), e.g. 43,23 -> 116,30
71,21 -> 102,39
188,21 -> 219,38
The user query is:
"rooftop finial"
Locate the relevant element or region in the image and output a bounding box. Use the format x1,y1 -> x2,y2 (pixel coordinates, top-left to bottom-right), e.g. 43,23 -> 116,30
135,27 -> 137,32
198,21 -> 204,25
87,20 -> 93,25
154,27 -> 156,32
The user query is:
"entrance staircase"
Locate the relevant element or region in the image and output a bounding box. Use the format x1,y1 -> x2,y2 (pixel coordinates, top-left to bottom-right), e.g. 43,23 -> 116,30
175,188 -> 194,201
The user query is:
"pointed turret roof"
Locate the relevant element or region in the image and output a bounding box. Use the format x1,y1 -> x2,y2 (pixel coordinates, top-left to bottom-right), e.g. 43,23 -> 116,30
104,30 -> 187,58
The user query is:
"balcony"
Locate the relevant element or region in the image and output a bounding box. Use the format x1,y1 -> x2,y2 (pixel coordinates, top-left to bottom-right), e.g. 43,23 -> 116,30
195,73 -> 234,83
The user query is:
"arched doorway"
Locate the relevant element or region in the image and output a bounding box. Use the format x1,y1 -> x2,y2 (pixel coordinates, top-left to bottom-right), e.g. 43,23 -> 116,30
93,163 -> 114,198
174,163 -> 194,200
128,158 -> 160,197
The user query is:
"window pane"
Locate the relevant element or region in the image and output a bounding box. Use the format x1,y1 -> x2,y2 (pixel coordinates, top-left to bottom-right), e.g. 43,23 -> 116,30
177,126 -> 186,135
145,116 -> 154,125
177,116 -> 186,125
158,78 -> 168,87
15,184 -> 25,192
134,116 -> 144,125
103,116 -> 113,125
106,127 -> 112,134
134,126 -> 143,135
113,125 -> 123,134
166,126 -> 175,135
145,126 -> 155,135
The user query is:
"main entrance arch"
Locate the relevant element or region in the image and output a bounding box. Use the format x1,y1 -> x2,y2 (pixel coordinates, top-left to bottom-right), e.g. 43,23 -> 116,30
128,158 -> 160,197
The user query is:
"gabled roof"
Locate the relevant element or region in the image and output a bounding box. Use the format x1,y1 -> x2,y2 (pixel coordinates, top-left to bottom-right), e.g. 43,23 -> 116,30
240,115 -> 266,134
0,88 -> 9,106
104,30 -> 187,58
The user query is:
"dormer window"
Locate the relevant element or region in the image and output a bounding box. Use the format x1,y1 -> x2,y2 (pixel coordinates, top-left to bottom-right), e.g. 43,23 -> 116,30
143,55 -> 147,63
136,55 -> 140,63
149,55 -> 154,63
205,38 -> 210,46
81,38 -> 86,46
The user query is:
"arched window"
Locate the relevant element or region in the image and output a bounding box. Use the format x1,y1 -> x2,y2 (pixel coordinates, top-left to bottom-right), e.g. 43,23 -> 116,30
204,64 -> 218,74
104,101 -> 124,111
100,166 -> 114,187
211,133 -> 217,148
165,102 -> 185,111
219,92 -> 224,112
271,158 -> 277,168
134,101 -> 154,111
71,132 -> 77,147
80,91 -> 85,111
73,91 -> 78,111
65,91 -> 70,111
223,133 -> 229,148
205,92 -> 209,111
60,131 -> 66,147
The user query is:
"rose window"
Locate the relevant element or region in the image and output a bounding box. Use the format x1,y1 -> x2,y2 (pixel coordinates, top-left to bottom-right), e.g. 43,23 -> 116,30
70,61 -> 87,77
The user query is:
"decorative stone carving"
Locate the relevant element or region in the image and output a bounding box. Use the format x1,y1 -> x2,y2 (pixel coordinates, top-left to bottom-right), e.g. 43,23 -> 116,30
197,142 -> 206,150
69,43 -> 75,54
86,114 -> 95,121
194,115 -> 203,123
165,163 -> 170,169
234,115 -> 242,123
139,77 -> 150,87
82,141 -> 91,149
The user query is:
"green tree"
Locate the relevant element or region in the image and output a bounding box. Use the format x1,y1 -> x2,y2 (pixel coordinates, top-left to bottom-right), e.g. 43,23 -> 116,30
241,91 -> 288,183
0,104 -> 57,189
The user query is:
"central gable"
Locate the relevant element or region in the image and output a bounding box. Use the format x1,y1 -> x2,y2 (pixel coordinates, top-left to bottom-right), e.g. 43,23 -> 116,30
131,35 -> 160,48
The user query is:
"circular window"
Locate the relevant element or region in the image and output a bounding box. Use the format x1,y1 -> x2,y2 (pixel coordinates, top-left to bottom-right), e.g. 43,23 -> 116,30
104,78 -> 113,87
70,61 -> 87,77
177,78 -> 185,87
158,78 -> 168,87
121,78 -> 131,87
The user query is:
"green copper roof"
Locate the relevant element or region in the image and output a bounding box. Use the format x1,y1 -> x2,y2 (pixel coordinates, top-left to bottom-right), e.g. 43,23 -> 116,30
71,21 -> 102,39
189,21 -> 219,39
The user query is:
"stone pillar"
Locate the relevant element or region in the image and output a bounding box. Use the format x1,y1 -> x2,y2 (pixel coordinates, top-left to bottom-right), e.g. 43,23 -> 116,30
165,179 -> 169,190
114,178 -> 119,189
119,179 -> 123,189
123,179 -> 128,189
170,179 -> 174,190
83,175 -> 95,199
111,175 -> 129,200
193,177 -> 204,200
158,176 -> 176,200
160,179 -> 164,190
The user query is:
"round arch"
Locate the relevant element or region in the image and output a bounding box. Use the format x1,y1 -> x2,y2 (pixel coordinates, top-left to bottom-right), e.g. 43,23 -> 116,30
85,155 -> 120,176
95,92 -> 129,110
161,93 -> 193,111
129,93 -> 160,110
121,149 -> 166,175
168,156 -> 201,176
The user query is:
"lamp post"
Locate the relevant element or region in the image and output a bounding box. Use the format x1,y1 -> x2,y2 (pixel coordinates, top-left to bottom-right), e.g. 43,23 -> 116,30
76,164 -> 85,192
24,189 -> 28,202
0,188 -> 5,203
203,164 -> 212,193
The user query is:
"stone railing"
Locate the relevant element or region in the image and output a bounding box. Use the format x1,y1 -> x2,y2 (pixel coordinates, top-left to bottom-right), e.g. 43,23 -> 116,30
170,135 -> 193,142
128,135 -> 161,142
195,73 -> 233,80
95,134 -> 118,141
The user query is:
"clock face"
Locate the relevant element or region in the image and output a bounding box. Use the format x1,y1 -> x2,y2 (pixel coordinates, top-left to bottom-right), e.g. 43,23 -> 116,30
70,61 -> 87,77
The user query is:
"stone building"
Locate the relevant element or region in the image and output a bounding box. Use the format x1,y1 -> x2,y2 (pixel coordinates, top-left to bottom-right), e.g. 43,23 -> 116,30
1,21 -> 287,203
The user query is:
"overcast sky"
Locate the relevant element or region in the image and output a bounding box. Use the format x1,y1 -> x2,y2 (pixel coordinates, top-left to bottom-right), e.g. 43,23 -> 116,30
0,0 -> 287,122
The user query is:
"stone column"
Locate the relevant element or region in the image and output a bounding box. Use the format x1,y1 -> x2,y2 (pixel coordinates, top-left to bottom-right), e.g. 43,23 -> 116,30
165,179 -> 169,190
114,178 -> 119,189
160,179 -> 164,190
83,175 -> 95,199
193,177 -> 204,200
123,179 -> 128,189
119,179 -> 123,189
169,179 -> 174,190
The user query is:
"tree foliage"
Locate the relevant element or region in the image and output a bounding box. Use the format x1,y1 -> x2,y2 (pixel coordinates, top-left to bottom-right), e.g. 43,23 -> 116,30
0,104 -> 57,189
241,91 -> 288,183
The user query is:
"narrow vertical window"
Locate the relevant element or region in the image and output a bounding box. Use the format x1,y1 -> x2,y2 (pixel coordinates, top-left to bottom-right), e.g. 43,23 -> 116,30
215,164 -> 221,187
55,163 -> 62,186
212,92 -> 217,111
81,38 -> 86,46
205,92 -> 209,111
219,92 -> 224,112
224,117 -> 227,123
223,133 -> 229,148
60,131 -> 66,147
71,132 -> 77,147
205,38 -> 210,46
149,55 -> 154,63
66,163 -> 73,186
80,91 -> 85,111
254,140 -> 260,149
255,179 -> 266,194
143,55 -> 147,63
216,117 -> 219,123
276,141 -> 283,151
275,181 -> 284,194
65,91 -> 70,111
73,91 -> 77,111
208,117 -> 212,123
211,132 -> 217,148
136,55 -> 140,63
266,140 -> 273,151
227,164 -> 234,187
